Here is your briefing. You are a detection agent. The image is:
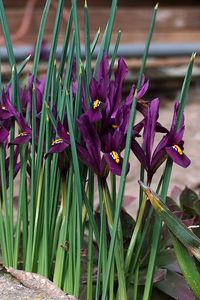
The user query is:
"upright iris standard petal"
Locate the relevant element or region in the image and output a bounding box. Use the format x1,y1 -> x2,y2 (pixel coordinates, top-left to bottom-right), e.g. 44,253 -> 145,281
77,114 -> 102,174
96,53 -> 110,91
131,139 -> 147,170
0,126 -> 9,143
143,98 -> 159,167
0,89 -> 17,120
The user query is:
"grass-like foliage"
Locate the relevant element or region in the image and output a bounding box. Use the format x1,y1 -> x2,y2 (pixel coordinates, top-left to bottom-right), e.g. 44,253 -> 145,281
0,1 -> 199,299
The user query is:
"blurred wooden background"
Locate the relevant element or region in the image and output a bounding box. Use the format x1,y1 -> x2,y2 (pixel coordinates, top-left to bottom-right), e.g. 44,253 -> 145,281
1,0 -> 200,86
1,1 -> 200,45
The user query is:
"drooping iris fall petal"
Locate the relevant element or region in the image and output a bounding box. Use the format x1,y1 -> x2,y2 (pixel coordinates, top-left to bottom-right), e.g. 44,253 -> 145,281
166,145 -> 191,168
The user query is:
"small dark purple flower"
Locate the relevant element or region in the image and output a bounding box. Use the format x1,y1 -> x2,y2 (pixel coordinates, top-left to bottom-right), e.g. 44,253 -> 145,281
77,114 -> 129,177
47,118 -> 70,155
131,99 -> 190,183
102,130 -> 129,176
77,114 -> 105,176
151,101 -> 190,172
0,88 -> 17,121
10,113 -> 32,145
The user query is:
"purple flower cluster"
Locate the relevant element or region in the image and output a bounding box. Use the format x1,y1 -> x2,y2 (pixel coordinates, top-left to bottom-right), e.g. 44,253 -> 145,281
0,54 -> 190,185
0,74 -> 45,184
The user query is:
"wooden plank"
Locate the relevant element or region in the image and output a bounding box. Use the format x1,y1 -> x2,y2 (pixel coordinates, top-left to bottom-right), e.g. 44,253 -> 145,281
0,7 -> 200,45
3,0 -> 200,7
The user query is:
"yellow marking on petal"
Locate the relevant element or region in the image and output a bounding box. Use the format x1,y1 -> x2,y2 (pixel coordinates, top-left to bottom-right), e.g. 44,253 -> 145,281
51,138 -> 63,146
17,131 -> 28,137
92,99 -> 101,110
1,106 -> 6,110
110,151 -> 120,164
172,144 -> 183,155
111,124 -> 118,129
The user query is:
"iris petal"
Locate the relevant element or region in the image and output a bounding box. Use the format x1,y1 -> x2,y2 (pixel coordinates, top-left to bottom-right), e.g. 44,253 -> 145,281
166,146 -> 191,168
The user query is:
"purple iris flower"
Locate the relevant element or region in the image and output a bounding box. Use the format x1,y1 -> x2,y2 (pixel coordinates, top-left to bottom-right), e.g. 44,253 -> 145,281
77,114 -> 129,177
101,128 -> 130,176
82,54 -> 110,122
0,88 -> 18,121
81,54 -> 150,149
47,118 -> 70,155
9,113 -> 32,145
151,100 -> 190,172
76,114 -> 107,177
131,99 -> 190,183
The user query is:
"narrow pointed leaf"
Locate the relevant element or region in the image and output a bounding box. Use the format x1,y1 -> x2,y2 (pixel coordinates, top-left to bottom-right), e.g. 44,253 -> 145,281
170,233 -> 200,300
139,181 -> 200,261
0,0 -> 15,66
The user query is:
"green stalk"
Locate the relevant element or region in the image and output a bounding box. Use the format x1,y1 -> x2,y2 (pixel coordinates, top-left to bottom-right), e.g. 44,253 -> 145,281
142,53 -> 195,300
94,0 -> 117,77
84,0 -> 91,82
86,171 -> 94,300
41,111 -> 51,277
101,5 -> 159,298
102,181 -> 127,299
66,91 -> 82,297
31,2 -> 65,269
8,66 -> 19,264
31,167 -> 44,270
0,146 -> 11,265
53,171 -> 71,287
102,87 -> 137,300
13,145 -> 28,268
57,32 -> 75,120
126,177 -> 163,284
72,0 -> 81,78
111,174 -> 116,210
133,264 -> 139,300
63,203 -> 74,293
35,0 -> 64,192
0,0 -> 15,66
32,0 -> 51,77
82,186 -> 100,245
109,259 -> 115,300
95,180 -> 107,300
25,85 -> 36,271
57,9 -> 72,81
0,198 -> 8,265
125,195 -> 147,272
83,27 -> 101,72
49,170 -> 62,268
7,55 -> 32,86
109,30 -> 121,75
0,55 -> 1,95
